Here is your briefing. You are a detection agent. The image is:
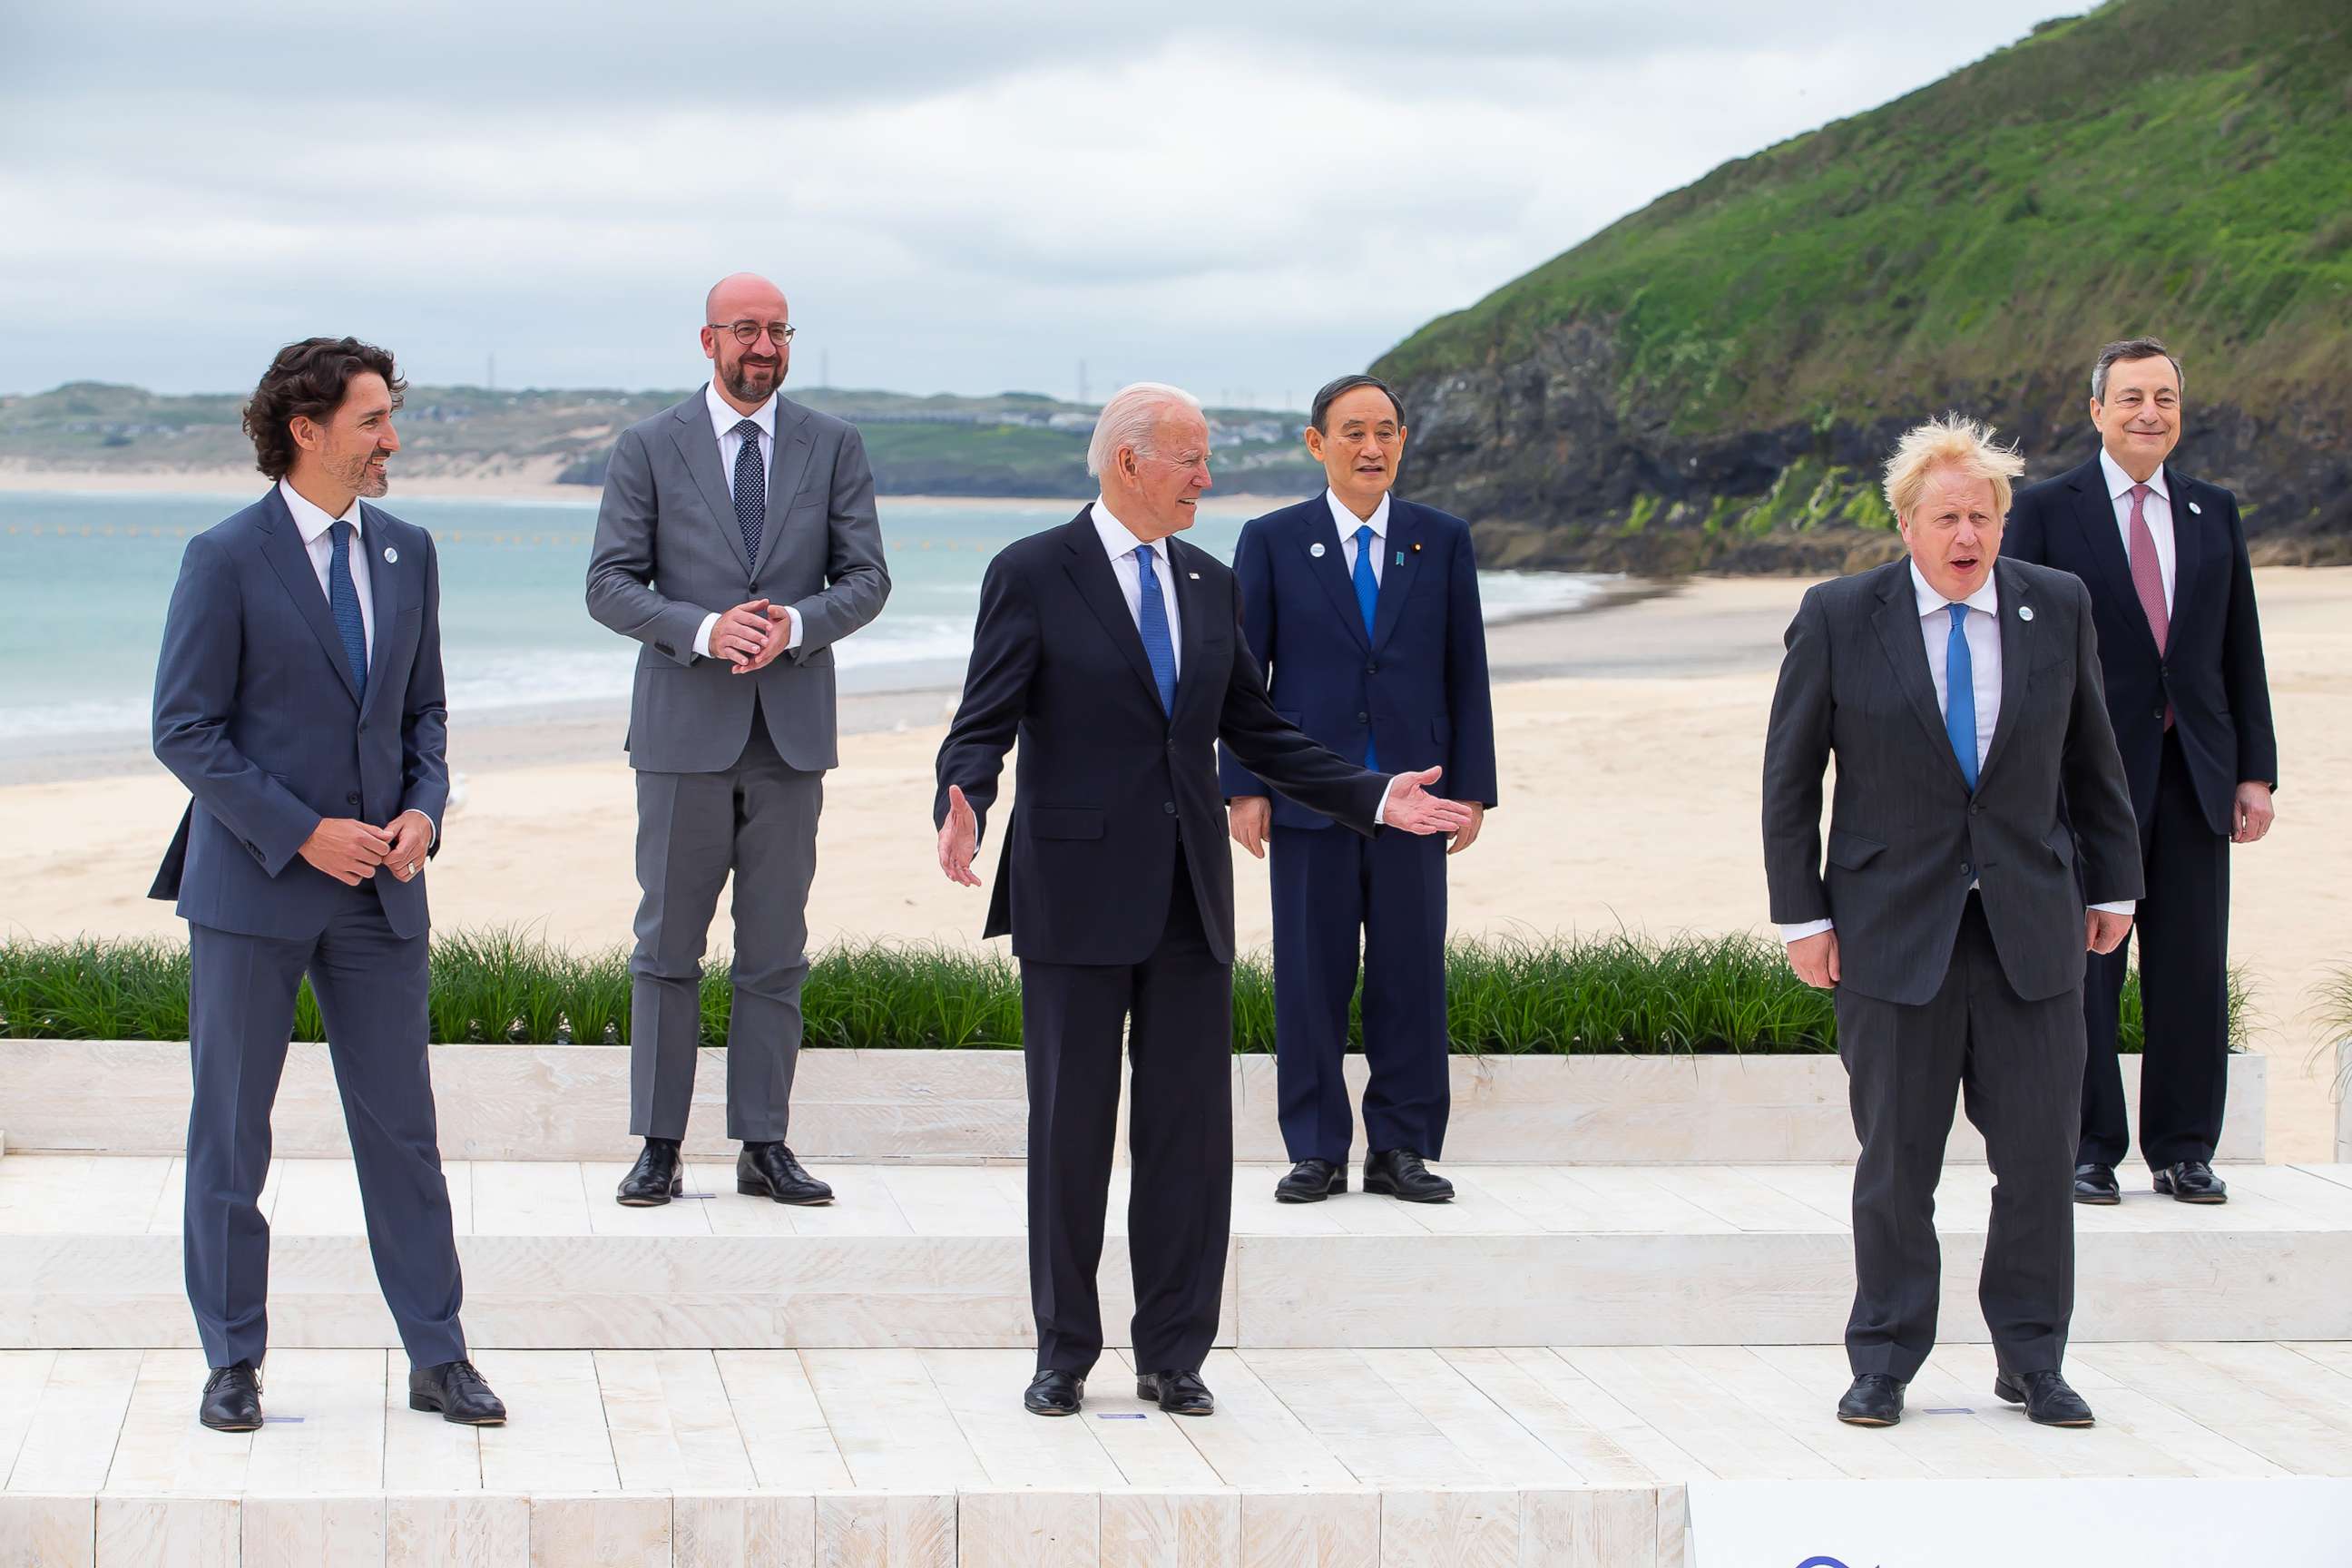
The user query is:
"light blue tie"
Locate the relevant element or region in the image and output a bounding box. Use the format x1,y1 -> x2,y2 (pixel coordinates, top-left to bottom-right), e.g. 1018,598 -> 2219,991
329,521 -> 368,701
1134,545 -> 1177,713
1945,602 -> 1977,789
1353,525 -> 1378,769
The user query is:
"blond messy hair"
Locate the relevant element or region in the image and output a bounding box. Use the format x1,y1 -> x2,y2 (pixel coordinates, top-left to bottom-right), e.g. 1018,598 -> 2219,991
1881,413 -> 2027,521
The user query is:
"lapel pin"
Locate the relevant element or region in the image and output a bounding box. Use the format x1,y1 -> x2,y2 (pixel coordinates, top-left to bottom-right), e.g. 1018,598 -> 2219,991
2018,604 -> 2034,622
1411,541 -> 1422,553
2188,501 -> 2202,514
1395,550 -> 1405,565
1188,571 -> 1200,580
1310,542 -> 1326,558
382,545 -> 398,564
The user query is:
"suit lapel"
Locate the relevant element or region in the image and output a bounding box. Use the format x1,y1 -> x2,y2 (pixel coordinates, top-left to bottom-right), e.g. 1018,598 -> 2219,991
2067,458 -> 2151,655
257,488 -> 363,707
1059,512 -> 1164,712
1302,502 -> 1373,652
1870,565 -> 1970,790
358,505 -> 405,718
750,400 -> 815,579
2164,466 -> 2200,635
1977,560 -> 2034,786
669,398 -> 756,576
1369,505 -> 1421,653
1169,536 -> 1215,720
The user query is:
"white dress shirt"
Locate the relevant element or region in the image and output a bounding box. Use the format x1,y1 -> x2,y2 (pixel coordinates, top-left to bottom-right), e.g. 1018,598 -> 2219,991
276,477 -> 434,839
2100,446 -> 2176,613
1326,489 -> 1390,583
691,379 -> 802,659
279,478 -> 374,659
1093,499 -> 1404,826
1781,562 -> 2126,943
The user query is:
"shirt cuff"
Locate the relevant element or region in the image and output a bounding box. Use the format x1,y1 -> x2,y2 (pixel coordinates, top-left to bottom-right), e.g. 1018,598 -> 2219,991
692,612 -> 720,660
1780,918 -> 1835,943
782,606 -> 803,651
2089,900 -> 2135,916
1374,774 -> 1400,827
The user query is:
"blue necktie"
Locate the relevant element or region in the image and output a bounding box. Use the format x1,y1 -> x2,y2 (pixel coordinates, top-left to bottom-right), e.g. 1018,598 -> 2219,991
328,521 -> 368,700
1945,601 -> 1977,789
1134,545 -> 1177,713
1354,525 -> 1379,769
730,418 -> 765,564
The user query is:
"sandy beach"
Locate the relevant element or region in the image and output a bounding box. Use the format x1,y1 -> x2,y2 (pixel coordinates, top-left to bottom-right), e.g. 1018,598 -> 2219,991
5,569 -> 2346,1161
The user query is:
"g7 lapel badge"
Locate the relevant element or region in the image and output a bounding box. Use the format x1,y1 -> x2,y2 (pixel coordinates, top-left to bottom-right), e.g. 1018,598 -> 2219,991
1187,571 -> 1200,580
1310,542 -> 1326,558
2018,604 -> 2034,622
382,545 -> 398,564
2189,501 -> 2202,514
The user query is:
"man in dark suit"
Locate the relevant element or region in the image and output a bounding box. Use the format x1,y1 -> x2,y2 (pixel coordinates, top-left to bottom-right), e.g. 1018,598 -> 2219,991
2004,338 -> 2278,1207
1763,415 -> 2141,1430
152,338 -> 504,1432
1220,374 -> 1497,1205
586,272 -> 889,1210
933,383 -> 1473,1418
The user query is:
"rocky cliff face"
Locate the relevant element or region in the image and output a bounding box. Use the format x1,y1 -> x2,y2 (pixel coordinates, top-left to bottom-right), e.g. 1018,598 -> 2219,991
1395,318 -> 2352,574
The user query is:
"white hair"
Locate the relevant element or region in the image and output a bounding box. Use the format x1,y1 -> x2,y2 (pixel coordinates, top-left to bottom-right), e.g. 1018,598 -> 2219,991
1085,382 -> 1203,478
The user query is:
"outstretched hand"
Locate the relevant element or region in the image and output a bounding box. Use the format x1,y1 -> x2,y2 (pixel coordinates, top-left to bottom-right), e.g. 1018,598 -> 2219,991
937,785 -> 982,887
1382,767 -> 1476,837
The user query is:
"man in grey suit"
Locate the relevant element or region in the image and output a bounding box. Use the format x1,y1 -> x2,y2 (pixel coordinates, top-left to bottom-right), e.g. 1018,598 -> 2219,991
1762,415 -> 2141,1431
152,337 -> 503,1432
587,273 -> 889,1207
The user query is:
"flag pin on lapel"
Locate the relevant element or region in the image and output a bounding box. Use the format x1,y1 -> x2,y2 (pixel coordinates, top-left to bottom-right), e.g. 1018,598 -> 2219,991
1396,550 -> 1405,564
1188,571 -> 1200,579
382,545 -> 398,564
1310,542 -> 1326,557
2019,604 -> 2034,622
2189,501 -> 2202,514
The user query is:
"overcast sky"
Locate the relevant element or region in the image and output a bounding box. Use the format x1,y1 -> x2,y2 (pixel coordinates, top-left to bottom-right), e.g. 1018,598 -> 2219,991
1,1 -> 2082,406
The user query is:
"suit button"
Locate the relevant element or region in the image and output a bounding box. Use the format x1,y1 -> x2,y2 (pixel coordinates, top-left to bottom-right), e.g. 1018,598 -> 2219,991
1969,803 -> 1983,815
1357,711 -> 1368,724
1960,862 -> 1974,878
1367,662 -> 1379,675
2152,708 -> 2165,720
346,792 -> 362,807
1163,801 -> 1177,816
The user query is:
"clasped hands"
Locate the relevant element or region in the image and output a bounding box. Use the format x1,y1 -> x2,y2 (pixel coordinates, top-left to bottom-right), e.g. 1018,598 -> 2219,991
710,598 -> 796,674
299,809 -> 433,887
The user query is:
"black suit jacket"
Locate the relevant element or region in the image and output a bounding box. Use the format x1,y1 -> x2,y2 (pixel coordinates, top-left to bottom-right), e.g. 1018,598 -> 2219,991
2004,454 -> 2278,835
1761,557 -> 2143,1006
936,510 -> 1389,965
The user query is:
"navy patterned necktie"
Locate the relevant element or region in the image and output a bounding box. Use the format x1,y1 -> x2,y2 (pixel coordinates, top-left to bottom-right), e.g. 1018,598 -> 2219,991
328,520 -> 368,700
730,418 -> 765,564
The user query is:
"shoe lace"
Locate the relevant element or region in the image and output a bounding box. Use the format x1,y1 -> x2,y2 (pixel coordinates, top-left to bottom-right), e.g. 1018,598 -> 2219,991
206,1363 -> 260,1394
444,1359 -> 489,1395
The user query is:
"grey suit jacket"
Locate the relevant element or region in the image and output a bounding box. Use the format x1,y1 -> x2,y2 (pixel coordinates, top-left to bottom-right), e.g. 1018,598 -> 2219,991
1760,556 -> 2142,1006
586,392 -> 889,772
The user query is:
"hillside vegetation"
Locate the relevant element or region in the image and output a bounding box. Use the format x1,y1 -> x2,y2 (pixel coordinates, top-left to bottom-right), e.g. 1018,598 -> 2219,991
1377,0 -> 2352,571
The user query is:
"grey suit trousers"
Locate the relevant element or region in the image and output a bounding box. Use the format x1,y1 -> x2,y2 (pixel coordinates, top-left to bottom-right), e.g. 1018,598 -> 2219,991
629,704 -> 823,1142
1835,894 -> 2083,1383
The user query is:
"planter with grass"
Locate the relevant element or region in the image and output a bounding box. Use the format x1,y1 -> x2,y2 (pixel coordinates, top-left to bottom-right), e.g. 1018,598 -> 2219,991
0,932 -> 2260,1163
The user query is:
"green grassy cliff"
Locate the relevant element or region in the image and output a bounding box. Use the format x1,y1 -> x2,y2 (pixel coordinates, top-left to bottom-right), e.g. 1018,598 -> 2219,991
1376,0 -> 2352,570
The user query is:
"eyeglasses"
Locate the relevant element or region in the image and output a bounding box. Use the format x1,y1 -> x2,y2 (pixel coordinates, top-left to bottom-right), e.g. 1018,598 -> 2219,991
708,320 -> 797,347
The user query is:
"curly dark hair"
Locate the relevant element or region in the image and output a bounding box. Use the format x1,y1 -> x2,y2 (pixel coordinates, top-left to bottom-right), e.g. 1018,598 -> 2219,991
241,337 -> 407,481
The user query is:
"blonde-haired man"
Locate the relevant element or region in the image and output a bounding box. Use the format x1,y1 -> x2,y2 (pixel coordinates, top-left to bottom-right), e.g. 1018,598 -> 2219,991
1762,414 -> 2142,1430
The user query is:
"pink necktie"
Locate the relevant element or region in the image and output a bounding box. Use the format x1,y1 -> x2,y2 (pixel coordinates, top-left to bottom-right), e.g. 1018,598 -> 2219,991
2128,482 -> 2172,729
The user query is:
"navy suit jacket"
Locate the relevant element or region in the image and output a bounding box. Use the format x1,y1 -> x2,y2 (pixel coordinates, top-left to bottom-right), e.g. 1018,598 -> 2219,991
2004,454 -> 2278,837
150,487 -> 450,941
1218,495 -> 1498,830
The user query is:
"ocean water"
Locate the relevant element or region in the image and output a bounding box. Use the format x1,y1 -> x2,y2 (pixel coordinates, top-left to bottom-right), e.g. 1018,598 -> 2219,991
0,489 -> 1608,752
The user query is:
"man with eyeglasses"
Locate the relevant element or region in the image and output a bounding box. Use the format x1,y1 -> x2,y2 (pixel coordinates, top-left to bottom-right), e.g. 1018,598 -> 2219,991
587,272 -> 889,1209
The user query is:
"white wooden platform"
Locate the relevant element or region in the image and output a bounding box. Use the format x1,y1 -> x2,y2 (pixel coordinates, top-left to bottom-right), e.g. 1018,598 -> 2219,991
3,1340 -> 2350,1566
7,1155 -> 2352,1351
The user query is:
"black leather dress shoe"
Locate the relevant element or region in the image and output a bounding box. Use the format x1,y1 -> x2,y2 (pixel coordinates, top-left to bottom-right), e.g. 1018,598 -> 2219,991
1023,1370 -> 1083,1416
2073,1162 -> 2122,1205
200,1361 -> 262,1432
738,1142 -> 834,1205
2153,1160 -> 2228,1203
1275,1159 -> 1346,1203
615,1138 -> 683,1206
1835,1373 -> 1905,1426
1995,1368 -> 2095,1427
409,1359 -> 507,1426
1363,1148 -> 1454,1203
1137,1369 -> 1215,1416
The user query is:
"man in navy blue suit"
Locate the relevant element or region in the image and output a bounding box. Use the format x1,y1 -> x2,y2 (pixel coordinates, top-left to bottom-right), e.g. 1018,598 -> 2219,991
1220,375 -> 1498,1204
152,338 -> 504,1433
